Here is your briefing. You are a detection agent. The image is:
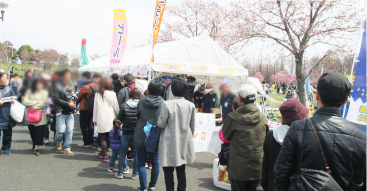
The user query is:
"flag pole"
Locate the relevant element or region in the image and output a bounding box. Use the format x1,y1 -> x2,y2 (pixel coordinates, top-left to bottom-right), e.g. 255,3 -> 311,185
344,1 -> 367,118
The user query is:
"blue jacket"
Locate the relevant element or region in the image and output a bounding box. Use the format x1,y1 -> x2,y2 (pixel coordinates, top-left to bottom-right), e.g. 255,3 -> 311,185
0,85 -> 17,130
109,129 -> 122,151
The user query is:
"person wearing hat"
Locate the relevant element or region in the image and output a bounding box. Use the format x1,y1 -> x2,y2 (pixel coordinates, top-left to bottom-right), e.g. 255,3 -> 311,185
220,79 -> 237,122
274,72 -> 366,191
11,81 -> 20,97
9,73 -> 22,90
203,83 -> 217,113
261,98 -> 309,191
222,84 -> 268,191
161,76 -> 174,101
186,76 -> 196,95
193,84 -> 205,108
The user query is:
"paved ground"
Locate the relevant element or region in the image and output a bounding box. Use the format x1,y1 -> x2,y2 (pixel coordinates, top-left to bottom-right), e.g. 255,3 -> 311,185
0,116 -> 222,191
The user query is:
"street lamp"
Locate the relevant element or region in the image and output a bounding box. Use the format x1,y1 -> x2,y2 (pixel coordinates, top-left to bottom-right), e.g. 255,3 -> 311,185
0,2 -> 9,21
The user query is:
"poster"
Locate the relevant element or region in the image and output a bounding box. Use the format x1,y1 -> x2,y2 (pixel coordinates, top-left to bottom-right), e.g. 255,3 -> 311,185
152,0 -> 167,62
110,9 -> 128,65
346,21 -> 367,125
135,79 -> 148,92
193,113 -> 219,152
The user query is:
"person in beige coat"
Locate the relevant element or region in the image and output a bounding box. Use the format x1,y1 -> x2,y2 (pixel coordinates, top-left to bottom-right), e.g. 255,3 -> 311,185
157,77 -> 196,191
93,78 -> 119,162
23,78 -> 48,156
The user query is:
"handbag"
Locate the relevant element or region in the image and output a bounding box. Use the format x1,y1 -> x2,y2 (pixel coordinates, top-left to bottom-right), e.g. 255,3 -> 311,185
145,124 -> 161,154
27,108 -> 42,123
288,119 -> 342,191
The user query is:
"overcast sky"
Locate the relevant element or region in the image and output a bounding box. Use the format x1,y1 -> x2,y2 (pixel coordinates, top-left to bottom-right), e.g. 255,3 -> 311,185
1,0 -> 183,56
0,0 -> 363,64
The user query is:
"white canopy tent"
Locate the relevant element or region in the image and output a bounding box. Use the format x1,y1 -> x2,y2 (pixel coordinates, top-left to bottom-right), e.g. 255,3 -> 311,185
79,35 -> 248,89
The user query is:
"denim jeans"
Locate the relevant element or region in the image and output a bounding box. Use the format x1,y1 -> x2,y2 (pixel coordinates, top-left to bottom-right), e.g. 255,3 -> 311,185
44,116 -> 49,139
109,150 -> 128,169
138,147 -> 159,190
0,128 -> 12,150
56,114 -> 74,150
118,133 -> 138,175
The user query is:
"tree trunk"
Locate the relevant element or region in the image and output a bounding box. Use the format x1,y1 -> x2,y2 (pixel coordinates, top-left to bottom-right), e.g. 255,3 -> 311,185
295,54 -> 307,106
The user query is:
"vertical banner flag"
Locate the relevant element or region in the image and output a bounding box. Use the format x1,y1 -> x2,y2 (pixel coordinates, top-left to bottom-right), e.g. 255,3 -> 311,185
152,0 -> 167,62
110,9 -> 128,65
346,21 -> 367,125
81,38 -> 89,65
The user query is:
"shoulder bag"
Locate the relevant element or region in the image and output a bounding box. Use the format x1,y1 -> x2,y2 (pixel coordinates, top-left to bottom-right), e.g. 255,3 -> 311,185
288,119 -> 342,191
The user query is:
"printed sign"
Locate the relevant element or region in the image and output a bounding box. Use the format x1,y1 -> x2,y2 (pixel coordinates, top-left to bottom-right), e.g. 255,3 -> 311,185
163,62 -> 181,71
191,64 -> 208,73
218,66 -> 235,74
152,0 -> 167,62
110,9 -> 128,65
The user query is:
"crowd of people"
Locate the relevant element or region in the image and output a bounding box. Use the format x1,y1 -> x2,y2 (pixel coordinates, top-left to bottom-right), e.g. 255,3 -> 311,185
0,68 -> 365,191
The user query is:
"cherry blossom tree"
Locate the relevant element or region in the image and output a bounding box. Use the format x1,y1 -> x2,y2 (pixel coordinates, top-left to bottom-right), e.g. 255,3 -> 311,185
271,71 -> 296,84
253,72 -> 264,82
230,0 -> 362,105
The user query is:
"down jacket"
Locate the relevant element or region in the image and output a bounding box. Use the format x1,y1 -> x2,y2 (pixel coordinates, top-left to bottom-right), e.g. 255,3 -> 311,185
0,85 -> 17,130
274,107 -> 366,191
118,99 -> 139,134
109,129 -> 122,151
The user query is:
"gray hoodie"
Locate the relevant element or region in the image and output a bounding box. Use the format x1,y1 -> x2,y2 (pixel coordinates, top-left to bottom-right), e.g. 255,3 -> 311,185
134,95 -> 165,149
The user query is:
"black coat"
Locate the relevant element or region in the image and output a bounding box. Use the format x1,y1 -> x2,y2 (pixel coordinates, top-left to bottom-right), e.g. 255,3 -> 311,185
261,131 -> 281,191
274,107 -> 366,191
203,93 -> 217,113
52,80 -> 72,114
118,101 -> 138,134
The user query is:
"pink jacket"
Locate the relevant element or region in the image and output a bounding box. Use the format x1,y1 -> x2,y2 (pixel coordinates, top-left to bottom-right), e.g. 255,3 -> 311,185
219,128 -> 230,144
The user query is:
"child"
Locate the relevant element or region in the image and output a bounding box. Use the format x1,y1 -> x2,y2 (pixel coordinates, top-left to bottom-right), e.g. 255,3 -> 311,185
66,87 -> 78,114
108,119 -> 130,173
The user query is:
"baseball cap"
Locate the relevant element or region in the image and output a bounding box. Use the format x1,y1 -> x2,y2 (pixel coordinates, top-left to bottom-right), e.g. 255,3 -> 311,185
220,79 -> 231,87
187,76 -> 196,82
200,84 -> 205,90
317,72 -> 351,104
161,76 -> 173,82
12,81 -> 19,88
238,84 -> 257,102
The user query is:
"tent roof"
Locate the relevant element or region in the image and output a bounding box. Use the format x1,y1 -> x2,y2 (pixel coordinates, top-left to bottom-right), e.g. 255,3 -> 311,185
79,35 -> 248,78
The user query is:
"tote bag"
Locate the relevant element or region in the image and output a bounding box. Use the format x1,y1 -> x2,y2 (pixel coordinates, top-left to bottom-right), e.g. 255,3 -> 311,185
10,101 -> 26,123
288,119 -> 342,191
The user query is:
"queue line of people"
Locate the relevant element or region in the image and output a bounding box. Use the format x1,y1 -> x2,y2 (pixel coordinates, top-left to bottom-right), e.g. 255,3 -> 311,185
0,69 -> 365,191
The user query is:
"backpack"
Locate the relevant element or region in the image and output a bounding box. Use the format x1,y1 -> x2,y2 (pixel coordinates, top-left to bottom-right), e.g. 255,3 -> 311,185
218,143 -> 230,167
86,83 -> 98,110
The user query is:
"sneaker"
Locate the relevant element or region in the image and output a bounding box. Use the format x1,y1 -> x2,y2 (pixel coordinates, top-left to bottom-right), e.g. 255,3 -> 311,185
97,147 -> 102,151
78,144 -> 91,148
56,143 -> 62,151
148,187 -> 155,191
98,152 -> 104,159
149,164 -> 152,170
132,174 -> 139,180
103,156 -> 110,163
108,148 -> 112,152
145,163 -> 148,168
123,168 -> 132,174
108,167 -> 114,172
34,149 -> 40,156
93,137 -> 98,142
64,150 -> 74,155
135,188 -> 147,191
2,149 -> 11,155
45,138 -> 50,145
115,172 -> 124,179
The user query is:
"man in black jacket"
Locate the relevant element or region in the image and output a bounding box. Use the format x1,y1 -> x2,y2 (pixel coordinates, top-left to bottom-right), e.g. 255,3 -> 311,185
274,72 -> 366,191
53,69 -> 76,155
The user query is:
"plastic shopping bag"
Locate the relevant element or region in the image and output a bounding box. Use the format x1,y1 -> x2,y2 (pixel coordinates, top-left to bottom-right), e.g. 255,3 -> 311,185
11,101 -> 26,123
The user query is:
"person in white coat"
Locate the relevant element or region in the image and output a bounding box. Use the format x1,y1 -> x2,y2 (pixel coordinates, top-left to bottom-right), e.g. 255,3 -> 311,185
93,78 -> 119,162
157,77 -> 196,191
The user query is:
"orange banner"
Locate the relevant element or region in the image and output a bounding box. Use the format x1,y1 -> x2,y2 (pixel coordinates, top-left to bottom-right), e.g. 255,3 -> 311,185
152,0 -> 167,62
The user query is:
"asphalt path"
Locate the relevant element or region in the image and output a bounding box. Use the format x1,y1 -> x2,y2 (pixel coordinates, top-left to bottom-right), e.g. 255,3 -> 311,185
0,115 -> 222,191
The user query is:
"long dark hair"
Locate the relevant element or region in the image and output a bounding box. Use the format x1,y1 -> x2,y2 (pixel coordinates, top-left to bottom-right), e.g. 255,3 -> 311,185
112,119 -> 122,138
30,77 -> 43,93
98,78 -> 112,101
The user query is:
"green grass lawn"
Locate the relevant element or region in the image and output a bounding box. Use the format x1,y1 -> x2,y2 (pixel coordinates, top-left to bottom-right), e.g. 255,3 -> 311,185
257,89 -> 317,123
0,63 -> 74,77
